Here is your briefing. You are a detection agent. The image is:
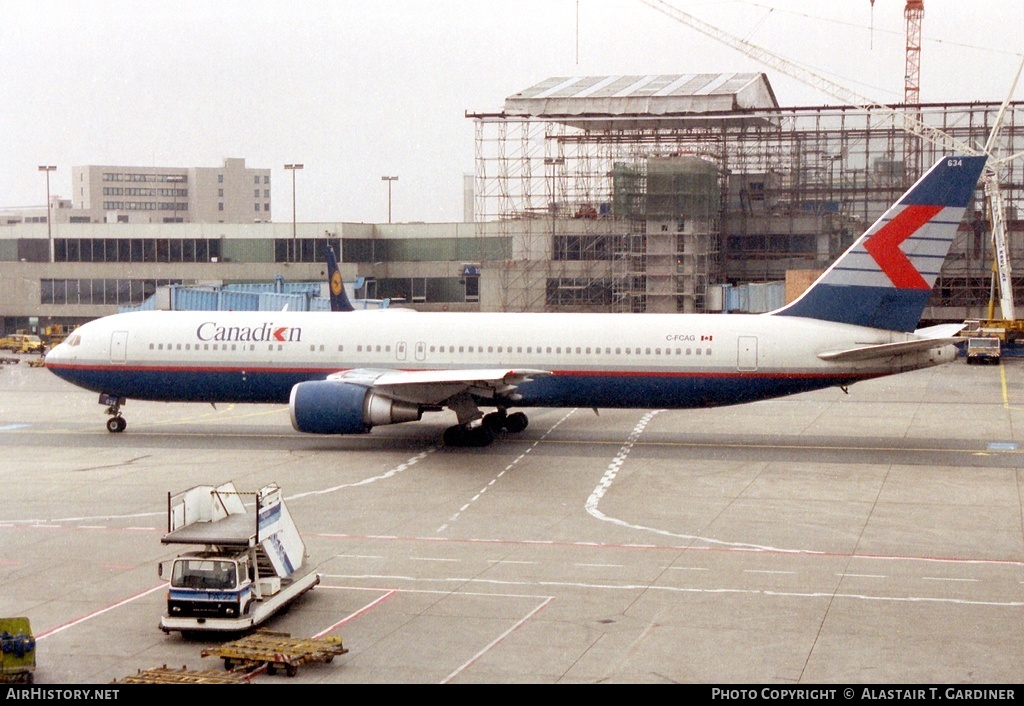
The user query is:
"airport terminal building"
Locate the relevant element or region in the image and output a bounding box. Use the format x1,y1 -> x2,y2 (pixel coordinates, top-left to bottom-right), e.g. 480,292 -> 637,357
2,74 -> 1023,335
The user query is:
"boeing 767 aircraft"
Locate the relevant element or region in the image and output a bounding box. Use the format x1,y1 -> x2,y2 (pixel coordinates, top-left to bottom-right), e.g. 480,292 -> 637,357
45,155 -> 987,446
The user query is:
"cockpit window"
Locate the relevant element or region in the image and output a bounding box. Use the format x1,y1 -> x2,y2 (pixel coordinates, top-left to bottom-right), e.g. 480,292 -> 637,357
66,334 -> 81,347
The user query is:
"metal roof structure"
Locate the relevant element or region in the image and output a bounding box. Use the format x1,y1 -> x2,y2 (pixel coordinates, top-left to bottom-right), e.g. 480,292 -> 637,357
502,73 -> 779,126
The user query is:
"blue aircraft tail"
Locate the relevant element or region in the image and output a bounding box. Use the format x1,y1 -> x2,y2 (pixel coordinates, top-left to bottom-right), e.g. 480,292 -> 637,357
773,155 -> 987,332
326,246 -> 354,312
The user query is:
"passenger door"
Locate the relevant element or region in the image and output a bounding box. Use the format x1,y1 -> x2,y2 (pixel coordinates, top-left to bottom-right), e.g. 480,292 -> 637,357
737,335 -> 758,371
110,331 -> 128,364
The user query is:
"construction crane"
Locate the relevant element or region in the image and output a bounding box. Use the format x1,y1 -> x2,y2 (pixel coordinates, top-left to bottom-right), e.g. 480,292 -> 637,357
637,0 -> 977,156
638,0 -> 1020,330
904,1 -> 924,104
903,1 -> 925,177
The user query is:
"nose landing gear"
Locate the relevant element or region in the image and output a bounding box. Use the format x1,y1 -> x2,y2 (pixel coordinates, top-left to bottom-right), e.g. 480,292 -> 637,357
100,393 -> 127,433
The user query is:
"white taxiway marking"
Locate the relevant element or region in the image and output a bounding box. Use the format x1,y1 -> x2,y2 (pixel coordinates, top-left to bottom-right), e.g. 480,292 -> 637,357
437,409 -> 576,533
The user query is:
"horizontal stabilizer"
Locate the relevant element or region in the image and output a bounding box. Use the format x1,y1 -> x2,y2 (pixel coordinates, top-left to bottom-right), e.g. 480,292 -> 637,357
818,337 -> 959,362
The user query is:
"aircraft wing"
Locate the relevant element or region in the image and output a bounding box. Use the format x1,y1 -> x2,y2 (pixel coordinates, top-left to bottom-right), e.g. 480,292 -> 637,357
817,337 -> 960,362
326,368 -> 552,405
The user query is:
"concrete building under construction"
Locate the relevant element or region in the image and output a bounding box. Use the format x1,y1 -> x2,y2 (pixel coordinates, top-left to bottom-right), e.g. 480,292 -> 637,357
470,73 -> 1024,322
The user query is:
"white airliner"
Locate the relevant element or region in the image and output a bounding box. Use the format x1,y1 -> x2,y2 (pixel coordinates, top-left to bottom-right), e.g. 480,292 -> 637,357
45,155 -> 987,446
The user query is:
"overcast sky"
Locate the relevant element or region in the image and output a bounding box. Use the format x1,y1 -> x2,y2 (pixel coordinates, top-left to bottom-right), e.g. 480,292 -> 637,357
1,0 -> 1021,224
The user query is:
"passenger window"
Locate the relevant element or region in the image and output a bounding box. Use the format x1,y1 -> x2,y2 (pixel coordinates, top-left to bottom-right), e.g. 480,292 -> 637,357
645,348 -> 651,355
706,348 -> 712,356
696,348 -> 702,355
149,343 -> 154,350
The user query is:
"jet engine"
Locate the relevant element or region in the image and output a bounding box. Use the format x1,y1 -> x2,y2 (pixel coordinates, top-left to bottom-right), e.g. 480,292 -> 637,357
289,380 -> 421,434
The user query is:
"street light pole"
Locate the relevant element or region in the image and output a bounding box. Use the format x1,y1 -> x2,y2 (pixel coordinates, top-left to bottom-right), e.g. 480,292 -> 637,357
381,176 -> 398,223
284,164 -> 303,244
38,165 -> 56,262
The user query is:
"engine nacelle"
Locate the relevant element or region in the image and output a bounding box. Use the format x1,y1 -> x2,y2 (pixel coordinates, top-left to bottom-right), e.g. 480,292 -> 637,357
289,380 -> 422,435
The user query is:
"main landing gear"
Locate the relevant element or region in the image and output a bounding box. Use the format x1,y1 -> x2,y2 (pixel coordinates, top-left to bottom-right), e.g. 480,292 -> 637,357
442,409 -> 530,448
100,393 -> 127,433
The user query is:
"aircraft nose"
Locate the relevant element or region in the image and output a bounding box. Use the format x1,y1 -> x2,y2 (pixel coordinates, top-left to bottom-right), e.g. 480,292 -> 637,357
44,343 -> 65,368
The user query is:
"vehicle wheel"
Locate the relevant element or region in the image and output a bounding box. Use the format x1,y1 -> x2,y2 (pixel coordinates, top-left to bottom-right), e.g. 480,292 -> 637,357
106,416 -> 126,433
266,663 -> 277,675
443,425 -> 465,446
286,664 -> 298,677
466,425 -> 494,447
482,410 -> 507,431
223,658 -> 234,670
504,412 -> 528,434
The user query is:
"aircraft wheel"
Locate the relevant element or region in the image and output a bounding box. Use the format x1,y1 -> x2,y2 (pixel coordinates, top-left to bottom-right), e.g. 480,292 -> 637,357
106,416 -> 126,433
443,425 -> 465,446
466,425 -> 494,447
443,424 -> 494,447
504,412 -> 528,434
482,410 -> 507,431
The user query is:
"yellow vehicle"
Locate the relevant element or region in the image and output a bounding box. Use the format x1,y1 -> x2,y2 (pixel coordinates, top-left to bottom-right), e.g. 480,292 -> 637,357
966,336 -> 1001,365
0,334 -> 43,353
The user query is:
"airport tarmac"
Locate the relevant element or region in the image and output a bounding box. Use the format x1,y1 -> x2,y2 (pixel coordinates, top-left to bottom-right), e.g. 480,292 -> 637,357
1,355 -> 1024,684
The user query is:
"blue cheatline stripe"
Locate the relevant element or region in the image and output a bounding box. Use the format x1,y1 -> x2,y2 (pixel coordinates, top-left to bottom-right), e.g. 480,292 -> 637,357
47,365 -> 882,414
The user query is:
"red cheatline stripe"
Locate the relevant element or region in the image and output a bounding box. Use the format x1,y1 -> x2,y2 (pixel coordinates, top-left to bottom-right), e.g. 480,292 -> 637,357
863,204 -> 943,289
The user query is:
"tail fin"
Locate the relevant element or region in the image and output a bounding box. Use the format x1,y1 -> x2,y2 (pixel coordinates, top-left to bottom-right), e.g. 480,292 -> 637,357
773,155 -> 987,332
326,246 -> 355,312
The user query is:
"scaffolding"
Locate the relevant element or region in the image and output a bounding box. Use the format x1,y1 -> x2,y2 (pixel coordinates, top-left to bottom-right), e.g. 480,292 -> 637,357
472,96 -> 1024,319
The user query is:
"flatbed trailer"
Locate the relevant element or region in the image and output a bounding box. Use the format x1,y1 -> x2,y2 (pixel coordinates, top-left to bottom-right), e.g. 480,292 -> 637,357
201,629 -> 348,677
114,665 -> 256,684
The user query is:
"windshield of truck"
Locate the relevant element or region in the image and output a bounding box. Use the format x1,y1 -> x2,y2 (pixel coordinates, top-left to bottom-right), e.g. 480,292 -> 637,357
970,339 -> 999,349
170,559 -> 238,590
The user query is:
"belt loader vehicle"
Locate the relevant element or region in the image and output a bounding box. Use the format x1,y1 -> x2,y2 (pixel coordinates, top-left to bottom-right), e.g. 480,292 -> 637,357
158,481 -> 319,635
